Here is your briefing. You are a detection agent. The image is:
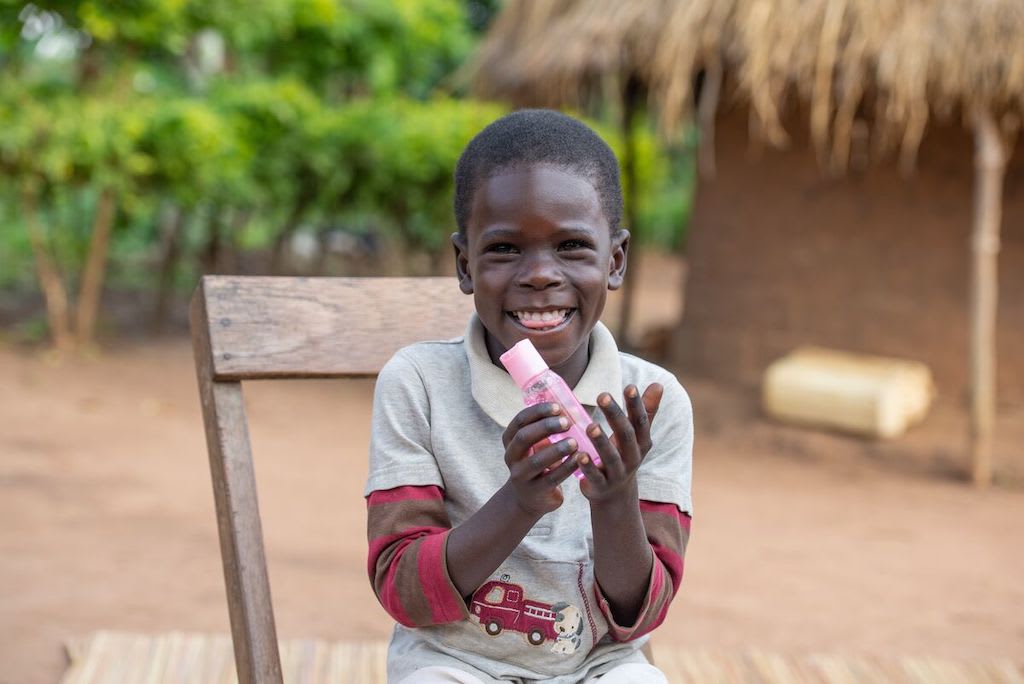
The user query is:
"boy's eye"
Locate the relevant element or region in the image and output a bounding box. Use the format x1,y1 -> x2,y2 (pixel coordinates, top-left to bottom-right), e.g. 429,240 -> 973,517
558,239 -> 592,251
485,243 -> 518,254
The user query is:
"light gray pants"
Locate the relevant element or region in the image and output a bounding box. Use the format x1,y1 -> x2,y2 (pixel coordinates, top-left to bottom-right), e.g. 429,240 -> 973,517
397,663 -> 668,683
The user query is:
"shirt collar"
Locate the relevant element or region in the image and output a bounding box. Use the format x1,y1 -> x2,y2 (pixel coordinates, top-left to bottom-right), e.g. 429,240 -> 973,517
465,313 -> 624,427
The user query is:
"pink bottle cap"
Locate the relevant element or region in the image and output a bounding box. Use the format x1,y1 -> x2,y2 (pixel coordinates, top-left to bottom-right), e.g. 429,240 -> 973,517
500,339 -> 549,387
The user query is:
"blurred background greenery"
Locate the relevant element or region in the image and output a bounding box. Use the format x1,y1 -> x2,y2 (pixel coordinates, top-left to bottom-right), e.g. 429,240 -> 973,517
0,0 -> 695,348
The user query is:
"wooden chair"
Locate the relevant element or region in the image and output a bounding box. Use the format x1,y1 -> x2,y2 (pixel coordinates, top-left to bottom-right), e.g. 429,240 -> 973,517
190,275 -> 654,682
190,276 -> 475,683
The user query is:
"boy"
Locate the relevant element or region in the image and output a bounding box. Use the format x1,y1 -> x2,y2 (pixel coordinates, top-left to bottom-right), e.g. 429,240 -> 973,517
366,109 -> 693,683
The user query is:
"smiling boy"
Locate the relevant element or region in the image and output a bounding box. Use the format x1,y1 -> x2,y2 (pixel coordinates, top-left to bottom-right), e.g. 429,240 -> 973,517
366,110 -> 693,683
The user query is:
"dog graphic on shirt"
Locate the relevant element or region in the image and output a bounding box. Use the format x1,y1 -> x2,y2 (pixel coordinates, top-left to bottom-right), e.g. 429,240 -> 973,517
549,602 -> 584,654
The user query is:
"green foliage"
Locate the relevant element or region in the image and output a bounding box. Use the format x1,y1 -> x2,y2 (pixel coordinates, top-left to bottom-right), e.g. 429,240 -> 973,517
139,95 -> 250,207
0,195 -> 34,288
577,115 -> 695,251
629,123 -> 697,251
0,75 -> 153,194
320,97 -> 506,249
209,77 -> 321,215
254,0 -> 475,97
0,0 -> 483,294
11,0 -> 475,95
0,0 -> 693,335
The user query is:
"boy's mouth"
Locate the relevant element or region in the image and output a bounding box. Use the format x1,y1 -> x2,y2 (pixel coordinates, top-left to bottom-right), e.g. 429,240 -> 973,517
507,308 -> 576,332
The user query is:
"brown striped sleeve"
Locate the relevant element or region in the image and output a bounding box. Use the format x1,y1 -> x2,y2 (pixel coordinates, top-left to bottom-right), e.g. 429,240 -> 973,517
366,485 -> 469,627
595,500 -> 691,642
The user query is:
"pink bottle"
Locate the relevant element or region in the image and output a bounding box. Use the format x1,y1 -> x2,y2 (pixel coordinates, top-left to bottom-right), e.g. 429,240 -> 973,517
500,339 -> 601,479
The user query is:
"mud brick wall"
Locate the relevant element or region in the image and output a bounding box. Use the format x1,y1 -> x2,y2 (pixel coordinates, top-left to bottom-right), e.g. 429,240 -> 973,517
675,109 -> 1024,405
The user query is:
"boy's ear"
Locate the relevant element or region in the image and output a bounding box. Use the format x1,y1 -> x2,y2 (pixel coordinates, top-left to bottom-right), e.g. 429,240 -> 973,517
451,232 -> 474,294
607,228 -> 629,291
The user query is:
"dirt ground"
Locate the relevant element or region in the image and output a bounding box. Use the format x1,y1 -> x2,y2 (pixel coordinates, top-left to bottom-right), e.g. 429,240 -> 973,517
2,254 -> 1023,684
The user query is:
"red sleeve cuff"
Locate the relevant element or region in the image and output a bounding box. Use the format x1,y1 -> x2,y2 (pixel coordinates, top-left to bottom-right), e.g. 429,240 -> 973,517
594,550 -> 671,642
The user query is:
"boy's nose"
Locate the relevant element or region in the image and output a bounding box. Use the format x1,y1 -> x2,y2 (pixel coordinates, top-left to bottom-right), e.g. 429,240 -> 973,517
516,252 -> 563,289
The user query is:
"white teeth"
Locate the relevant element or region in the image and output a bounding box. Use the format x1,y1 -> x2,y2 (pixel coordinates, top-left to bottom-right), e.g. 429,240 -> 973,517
513,309 -> 569,324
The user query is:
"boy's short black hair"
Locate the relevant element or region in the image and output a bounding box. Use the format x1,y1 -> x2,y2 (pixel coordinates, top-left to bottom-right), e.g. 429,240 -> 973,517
454,109 -> 623,235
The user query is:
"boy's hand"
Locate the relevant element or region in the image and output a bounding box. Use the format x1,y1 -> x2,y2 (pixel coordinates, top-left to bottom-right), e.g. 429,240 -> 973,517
578,383 -> 663,504
502,403 -> 581,517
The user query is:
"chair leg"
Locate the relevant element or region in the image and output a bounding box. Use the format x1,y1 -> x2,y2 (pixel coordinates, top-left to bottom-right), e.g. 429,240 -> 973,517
193,289 -> 283,684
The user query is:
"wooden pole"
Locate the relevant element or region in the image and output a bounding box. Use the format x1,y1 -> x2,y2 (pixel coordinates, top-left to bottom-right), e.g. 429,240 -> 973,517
968,109 -> 1006,487
616,78 -> 641,348
697,59 -> 722,179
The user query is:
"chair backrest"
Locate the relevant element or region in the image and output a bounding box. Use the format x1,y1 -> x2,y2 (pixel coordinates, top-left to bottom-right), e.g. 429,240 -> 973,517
190,276 -> 475,684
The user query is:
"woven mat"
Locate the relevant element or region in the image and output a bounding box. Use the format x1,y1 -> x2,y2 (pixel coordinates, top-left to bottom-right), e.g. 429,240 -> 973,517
62,631 -> 1024,683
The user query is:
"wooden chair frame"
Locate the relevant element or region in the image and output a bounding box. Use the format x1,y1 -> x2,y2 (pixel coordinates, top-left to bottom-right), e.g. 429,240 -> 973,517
190,276 -> 475,683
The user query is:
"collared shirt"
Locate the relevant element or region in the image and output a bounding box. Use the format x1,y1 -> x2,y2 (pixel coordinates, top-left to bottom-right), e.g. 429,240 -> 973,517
465,310 -> 627,429
366,314 -> 693,683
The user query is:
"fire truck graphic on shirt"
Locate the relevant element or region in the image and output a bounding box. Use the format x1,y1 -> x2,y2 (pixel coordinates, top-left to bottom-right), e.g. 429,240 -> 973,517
470,576 -> 584,654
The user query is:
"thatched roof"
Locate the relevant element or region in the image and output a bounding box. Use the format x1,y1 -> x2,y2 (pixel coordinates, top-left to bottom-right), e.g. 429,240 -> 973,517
468,0 -> 1024,170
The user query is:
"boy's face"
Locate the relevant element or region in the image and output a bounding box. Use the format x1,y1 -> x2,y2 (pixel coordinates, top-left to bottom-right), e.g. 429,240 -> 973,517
453,164 -> 628,383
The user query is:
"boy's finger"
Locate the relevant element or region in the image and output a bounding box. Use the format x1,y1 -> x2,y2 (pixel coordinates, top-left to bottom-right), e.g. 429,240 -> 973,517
502,403 -> 561,448
544,451 -> 582,487
506,415 -> 570,463
642,383 -> 664,423
524,438 -> 577,477
586,420 -> 626,480
624,384 -> 652,454
576,452 -> 606,487
597,393 -> 641,470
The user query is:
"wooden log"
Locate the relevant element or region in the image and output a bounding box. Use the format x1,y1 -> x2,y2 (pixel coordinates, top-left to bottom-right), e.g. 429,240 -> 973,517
969,109 -> 1006,487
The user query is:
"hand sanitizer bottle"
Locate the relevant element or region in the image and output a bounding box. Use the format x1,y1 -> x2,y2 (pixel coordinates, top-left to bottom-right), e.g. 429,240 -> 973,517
500,338 -> 601,479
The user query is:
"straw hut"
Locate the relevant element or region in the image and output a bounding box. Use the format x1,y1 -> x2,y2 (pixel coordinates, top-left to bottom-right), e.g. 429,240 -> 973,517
468,0 -> 1024,485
